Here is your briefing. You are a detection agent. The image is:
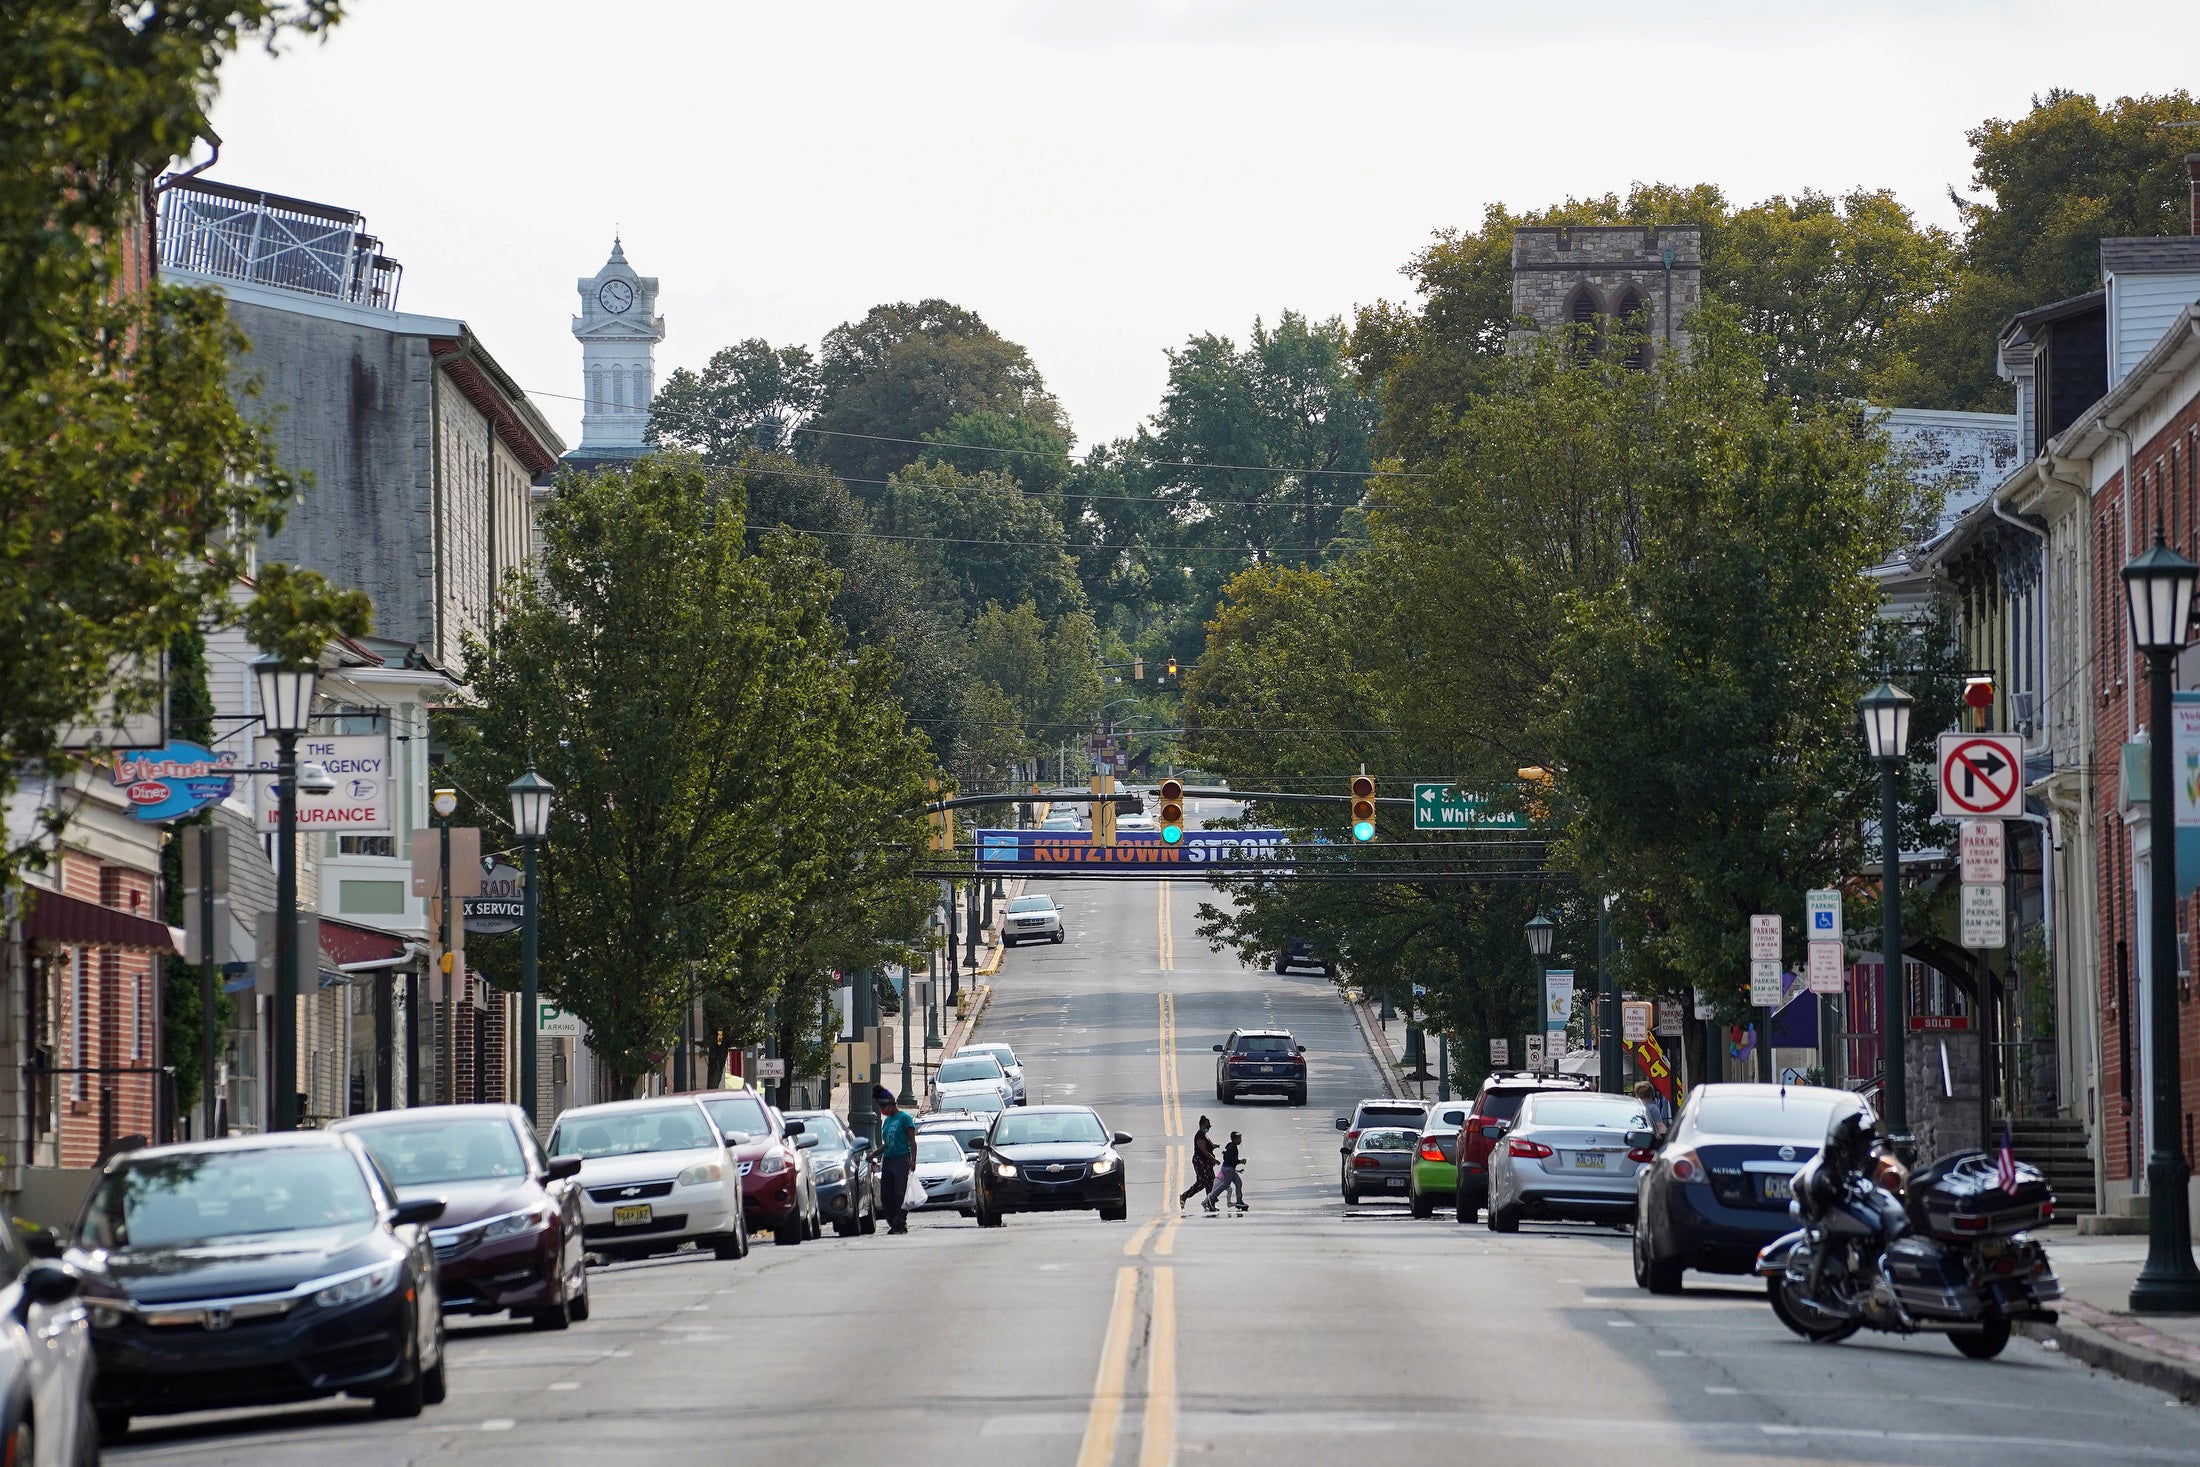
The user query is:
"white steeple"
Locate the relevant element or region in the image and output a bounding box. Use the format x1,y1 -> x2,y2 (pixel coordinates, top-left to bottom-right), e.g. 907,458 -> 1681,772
570,238 -> 664,457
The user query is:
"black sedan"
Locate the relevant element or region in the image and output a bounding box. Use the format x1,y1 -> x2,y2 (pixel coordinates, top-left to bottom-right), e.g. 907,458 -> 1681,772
972,1106 -> 1130,1225
785,1111 -> 879,1237
332,1103 -> 589,1329
1633,1082 -> 1866,1293
68,1132 -> 448,1440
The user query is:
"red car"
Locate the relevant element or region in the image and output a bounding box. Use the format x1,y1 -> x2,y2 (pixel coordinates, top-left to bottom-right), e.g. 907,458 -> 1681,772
333,1103 -> 590,1329
692,1091 -> 822,1246
1451,1072 -> 1594,1222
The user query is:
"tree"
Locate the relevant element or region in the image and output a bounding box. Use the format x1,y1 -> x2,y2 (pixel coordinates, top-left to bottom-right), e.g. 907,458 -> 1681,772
452,456 -> 935,1089
1,0 -> 345,890
648,338 -> 820,458
886,460 -> 1086,624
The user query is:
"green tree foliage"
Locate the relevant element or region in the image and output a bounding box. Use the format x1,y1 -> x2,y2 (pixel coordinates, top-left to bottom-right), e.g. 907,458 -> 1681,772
1,0 -> 342,889
649,338 -> 821,457
967,599 -> 1104,766
1886,89 -> 2200,410
160,625 -> 229,1117
886,460 -> 1085,623
452,457 -> 935,1090
238,560 -> 373,665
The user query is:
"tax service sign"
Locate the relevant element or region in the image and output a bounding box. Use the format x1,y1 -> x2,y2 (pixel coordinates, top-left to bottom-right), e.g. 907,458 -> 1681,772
252,733 -> 393,835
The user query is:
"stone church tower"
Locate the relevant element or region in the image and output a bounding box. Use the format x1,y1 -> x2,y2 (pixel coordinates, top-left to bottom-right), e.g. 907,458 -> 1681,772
564,238 -> 664,469
1510,225 -> 1701,366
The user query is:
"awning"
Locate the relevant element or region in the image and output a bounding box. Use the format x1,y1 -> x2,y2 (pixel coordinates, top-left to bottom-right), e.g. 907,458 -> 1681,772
21,889 -> 183,955
318,916 -> 410,970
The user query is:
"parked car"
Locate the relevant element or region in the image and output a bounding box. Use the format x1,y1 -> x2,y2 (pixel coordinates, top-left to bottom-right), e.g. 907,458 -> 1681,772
958,1042 -> 1028,1105
910,1133 -> 978,1214
70,1132 -> 448,1441
930,1052 -> 1014,1112
332,1104 -> 589,1330
1039,812 -> 1082,832
972,1106 -> 1131,1225
1451,1072 -> 1594,1222
1485,1090 -> 1653,1232
1633,1082 -> 1868,1293
917,1112 -> 992,1158
1406,1100 -> 1474,1217
784,1110 -> 878,1237
1002,896 -> 1066,946
1345,1127 -> 1420,1203
1276,936 -> 1328,975
1116,812 -> 1158,832
691,1091 -> 820,1246
1212,1028 -> 1308,1104
0,1219 -> 93,1463
547,1098 -> 748,1262
1334,1098 -> 1428,1199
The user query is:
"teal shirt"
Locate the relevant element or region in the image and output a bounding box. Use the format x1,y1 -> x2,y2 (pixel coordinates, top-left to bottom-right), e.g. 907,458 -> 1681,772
880,1109 -> 917,1159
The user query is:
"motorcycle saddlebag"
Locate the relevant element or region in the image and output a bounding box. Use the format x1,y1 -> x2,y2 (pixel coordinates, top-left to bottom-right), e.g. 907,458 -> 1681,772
1884,1234 -> 1979,1320
1904,1149 -> 2055,1240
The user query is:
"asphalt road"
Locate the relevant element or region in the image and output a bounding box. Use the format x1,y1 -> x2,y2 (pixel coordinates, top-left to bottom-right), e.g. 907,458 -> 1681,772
112,811 -> 2200,1465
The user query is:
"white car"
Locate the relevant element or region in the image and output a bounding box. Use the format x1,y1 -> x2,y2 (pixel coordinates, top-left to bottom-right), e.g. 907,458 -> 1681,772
959,1042 -> 1027,1105
910,1132 -> 977,1213
547,1098 -> 749,1261
0,1223 -> 93,1465
1116,812 -> 1158,832
1003,895 -> 1065,946
929,1052 -> 1014,1112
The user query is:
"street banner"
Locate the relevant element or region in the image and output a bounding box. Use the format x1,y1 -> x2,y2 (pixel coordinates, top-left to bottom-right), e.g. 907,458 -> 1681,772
1625,1035 -> 1676,1105
973,827 -> 1287,873
254,733 -> 393,834
110,740 -> 239,823
1543,969 -> 1575,1033
1807,940 -> 1845,994
1489,1038 -> 1509,1066
1622,1001 -> 1652,1043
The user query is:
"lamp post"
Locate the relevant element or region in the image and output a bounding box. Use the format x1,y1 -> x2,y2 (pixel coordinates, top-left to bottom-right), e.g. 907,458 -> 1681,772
898,963 -> 916,1106
1860,680 -> 1914,1142
508,765 -> 554,1128
1526,913 -> 1555,1074
252,656 -> 317,1132
2121,534 -> 2200,1313
1598,895 -> 1621,1095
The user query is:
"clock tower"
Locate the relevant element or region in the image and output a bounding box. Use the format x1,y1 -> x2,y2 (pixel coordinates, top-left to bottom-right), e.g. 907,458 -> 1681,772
566,238 -> 664,466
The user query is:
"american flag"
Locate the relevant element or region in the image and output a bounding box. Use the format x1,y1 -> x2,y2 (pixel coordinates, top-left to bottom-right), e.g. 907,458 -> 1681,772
1996,1119 -> 2018,1193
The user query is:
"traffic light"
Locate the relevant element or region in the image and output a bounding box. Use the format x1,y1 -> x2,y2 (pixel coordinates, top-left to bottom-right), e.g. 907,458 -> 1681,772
1349,774 -> 1376,842
926,780 -> 954,852
1166,656 -> 1179,678
1158,778 -> 1185,844
1133,656 -> 1145,681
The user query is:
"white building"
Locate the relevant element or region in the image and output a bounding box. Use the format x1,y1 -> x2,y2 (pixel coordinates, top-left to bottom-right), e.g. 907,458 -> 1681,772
565,239 -> 665,470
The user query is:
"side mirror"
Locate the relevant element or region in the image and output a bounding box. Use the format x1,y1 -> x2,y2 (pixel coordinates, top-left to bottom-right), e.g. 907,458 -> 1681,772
18,1227 -> 60,1260
795,1133 -> 820,1150
546,1154 -> 583,1181
783,1119 -> 807,1136
1297,1046 -> 1308,1055
1624,1129 -> 1656,1152
1333,1116 -> 1350,1131
391,1197 -> 447,1228
16,1261 -> 77,1318
1212,1044 -> 1225,1053
848,1137 -> 871,1153
1112,1131 -> 1133,1145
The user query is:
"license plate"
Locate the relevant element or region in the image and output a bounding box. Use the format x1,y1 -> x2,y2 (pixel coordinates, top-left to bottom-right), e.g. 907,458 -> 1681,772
1762,1176 -> 1792,1200
1261,1066 -> 1276,1074
1571,1151 -> 1607,1170
612,1203 -> 653,1226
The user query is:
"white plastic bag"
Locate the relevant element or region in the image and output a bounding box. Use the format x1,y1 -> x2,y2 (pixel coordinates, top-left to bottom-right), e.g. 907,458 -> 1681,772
903,1170 -> 928,1211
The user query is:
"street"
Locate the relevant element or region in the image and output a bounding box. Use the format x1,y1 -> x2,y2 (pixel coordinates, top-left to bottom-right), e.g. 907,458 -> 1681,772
109,863 -> 2199,1466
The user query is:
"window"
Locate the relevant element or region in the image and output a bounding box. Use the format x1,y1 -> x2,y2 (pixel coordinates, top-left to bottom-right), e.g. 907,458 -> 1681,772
1565,286 -> 1603,363
1613,288 -> 1649,369
340,837 -> 397,859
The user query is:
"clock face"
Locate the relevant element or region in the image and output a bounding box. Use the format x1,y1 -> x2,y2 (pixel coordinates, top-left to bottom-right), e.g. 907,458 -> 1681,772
598,279 -> 635,315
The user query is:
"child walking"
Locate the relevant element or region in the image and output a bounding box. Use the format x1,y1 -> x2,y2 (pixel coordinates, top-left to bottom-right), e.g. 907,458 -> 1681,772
1203,1131 -> 1248,1212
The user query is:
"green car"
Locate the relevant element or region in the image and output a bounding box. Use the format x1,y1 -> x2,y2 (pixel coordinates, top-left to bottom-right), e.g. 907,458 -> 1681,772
1407,1101 -> 1473,1218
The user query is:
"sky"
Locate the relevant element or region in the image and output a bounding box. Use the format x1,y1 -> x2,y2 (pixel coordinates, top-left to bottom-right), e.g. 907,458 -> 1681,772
203,0 -> 2200,454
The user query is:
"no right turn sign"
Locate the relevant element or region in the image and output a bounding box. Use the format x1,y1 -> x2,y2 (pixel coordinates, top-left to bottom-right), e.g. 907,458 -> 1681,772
1937,732 -> 2024,820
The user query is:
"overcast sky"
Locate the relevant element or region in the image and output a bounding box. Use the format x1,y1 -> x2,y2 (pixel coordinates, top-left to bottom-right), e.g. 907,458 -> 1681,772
204,1 -> 2200,454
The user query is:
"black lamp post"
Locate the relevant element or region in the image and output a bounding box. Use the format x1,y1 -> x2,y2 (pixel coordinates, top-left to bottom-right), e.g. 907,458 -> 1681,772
2122,533 -> 2200,1313
252,655 -> 317,1132
1525,914 -> 1555,1073
508,765 -> 554,1128
1860,680 -> 1913,1140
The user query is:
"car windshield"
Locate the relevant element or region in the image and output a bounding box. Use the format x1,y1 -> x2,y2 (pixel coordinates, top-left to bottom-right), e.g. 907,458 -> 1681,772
791,1115 -> 846,1147
697,1094 -> 771,1139
1356,1106 -> 1425,1129
1474,1090 -> 1534,1122
992,1111 -> 1109,1146
549,1104 -> 717,1159
1692,1091 -> 1857,1141
916,1135 -> 966,1165
349,1116 -> 526,1185
81,1148 -> 377,1249
938,1056 -> 1005,1083
1525,1096 -> 1648,1129
956,1092 -> 1007,1114
1232,1035 -> 1296,1056
1008,897 -> 1054,913
922,1123 -> 986,1152
965,1045 -> 1017,1066
1357,1129 -> 1419,1152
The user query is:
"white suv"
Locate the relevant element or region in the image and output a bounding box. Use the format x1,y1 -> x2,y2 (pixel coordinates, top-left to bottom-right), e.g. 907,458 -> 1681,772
1003,895 -> 1065,946
958,1042 -> 1027,1105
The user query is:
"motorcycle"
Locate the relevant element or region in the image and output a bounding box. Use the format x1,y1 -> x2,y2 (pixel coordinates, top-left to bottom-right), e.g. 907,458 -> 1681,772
1754,1113 -> 2061,1360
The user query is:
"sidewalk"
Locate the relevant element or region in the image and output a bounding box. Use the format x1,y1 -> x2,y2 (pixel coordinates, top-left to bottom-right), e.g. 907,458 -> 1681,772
2019,1234 -> 2200,1400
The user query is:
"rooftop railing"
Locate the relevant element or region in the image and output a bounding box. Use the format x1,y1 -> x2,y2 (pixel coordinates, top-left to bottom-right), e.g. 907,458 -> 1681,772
158,177 -> 402,309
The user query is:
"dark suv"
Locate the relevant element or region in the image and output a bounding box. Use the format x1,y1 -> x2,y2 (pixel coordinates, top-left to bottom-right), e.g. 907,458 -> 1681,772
1451,1072 -> 1594,1222
1213,1028 -> 1308,1104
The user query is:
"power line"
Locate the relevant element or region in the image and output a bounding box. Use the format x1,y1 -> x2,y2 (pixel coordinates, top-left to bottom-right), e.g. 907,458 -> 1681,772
694,456 -> 1376,515
744,518 -> 1361,557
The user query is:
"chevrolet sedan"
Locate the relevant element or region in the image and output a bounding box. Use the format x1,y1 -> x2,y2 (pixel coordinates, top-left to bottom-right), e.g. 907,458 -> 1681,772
972,1106 -> 1130,1224
548,1099 -> 748,1262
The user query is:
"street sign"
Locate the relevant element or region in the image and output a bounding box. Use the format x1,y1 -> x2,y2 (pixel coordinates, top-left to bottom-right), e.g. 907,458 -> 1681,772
1807,940 -> 1845,995
409,828 -> 483,898
1749,914 -> 1781,962
1693,987 -> 1714,1020
1655,1001 -> 1683,1036
1524,1034 -> 1546,1069
254,732 -> 394,834
1804,888 -> 1842,942
757,1057 -> 787,1081
536,1001 -> 582,1038
1544,969 -> 1575,1032
1958,820 -> 2006,884
1413,783 -> 1527,831
1622,1001 -> 1652,1043
1489,1038 -> 1510,1066
463,861 -> 525,936
1960,882 -> 2006,949
1936,732 -> 2024,820
1749,959 -> 1783,1007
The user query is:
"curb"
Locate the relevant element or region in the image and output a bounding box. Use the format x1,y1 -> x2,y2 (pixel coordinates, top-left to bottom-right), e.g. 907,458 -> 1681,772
2018,1300 -> 2200,1401
1344,994 -> 1405,1100
944,984 -> 993,1058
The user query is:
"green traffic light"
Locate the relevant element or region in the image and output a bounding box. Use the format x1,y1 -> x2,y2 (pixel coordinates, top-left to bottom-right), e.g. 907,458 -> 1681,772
1163,824 -> 1182,844
1353,820 -> 1375,842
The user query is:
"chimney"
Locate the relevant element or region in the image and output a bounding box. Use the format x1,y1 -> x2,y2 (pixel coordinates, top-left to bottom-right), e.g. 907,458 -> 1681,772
2189,152 -> 2200,236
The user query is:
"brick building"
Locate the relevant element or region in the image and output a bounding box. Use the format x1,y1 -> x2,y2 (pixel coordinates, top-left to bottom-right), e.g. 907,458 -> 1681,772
1510,225 -> 1702,364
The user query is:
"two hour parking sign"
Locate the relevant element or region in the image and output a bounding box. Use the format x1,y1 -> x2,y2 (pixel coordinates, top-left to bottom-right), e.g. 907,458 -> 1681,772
1936,732 -> 2024,820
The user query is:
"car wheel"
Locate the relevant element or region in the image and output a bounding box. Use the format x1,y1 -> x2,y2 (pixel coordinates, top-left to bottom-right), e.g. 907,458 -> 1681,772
1052,932 -> 1064,944
833,1213 -> 860,1237
568,1271 -> 592,1322
1411,1187 -> 1434,1219
531,1298 -> 571,1330
1454,1189 -> 1477,1224
1485,1200 -> 1520,1233
1342,1184 -> 1359,1205
773,1215 -> 803,1246
1290,1088 -> 1307,1106
1221,1085 -> 1236,1103
860,1197 -> 879,1235
421,1354 -> 449,1405
1098,1203 -> 1128,1222
95,1407 -> 128,1446
1633,1213 -> 1684,1294
373,1341 -> 426,1419
976,1204 -> 1005,1228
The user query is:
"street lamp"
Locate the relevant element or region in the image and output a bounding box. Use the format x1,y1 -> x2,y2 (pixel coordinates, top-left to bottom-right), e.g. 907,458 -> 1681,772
252,655 -> 317,1132
1860,680 -> 1913,1142
2122,534 -> 2200,1313
508,765 -> 554,1128
1525,914 -> 1554,1074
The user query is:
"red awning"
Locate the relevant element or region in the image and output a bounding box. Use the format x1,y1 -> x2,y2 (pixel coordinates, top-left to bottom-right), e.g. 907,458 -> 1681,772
21,888 -> 181,954
318,917 -> 409,970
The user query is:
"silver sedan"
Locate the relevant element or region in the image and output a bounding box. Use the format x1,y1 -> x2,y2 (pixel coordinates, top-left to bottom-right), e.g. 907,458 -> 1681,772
1486,1090 -> 1652,1232
1345,1127 -> 1420,1204
910,1133 -> 977,1214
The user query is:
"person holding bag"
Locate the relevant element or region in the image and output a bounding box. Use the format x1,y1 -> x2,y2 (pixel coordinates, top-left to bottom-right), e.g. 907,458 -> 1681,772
876,1086 -> 918,1234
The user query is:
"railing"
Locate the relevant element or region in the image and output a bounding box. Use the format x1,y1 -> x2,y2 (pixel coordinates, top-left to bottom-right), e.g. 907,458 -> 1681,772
158,177 -> 402,309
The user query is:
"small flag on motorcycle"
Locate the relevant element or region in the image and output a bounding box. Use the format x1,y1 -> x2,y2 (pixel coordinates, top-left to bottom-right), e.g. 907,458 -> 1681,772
1996,1119 -> 2017,1194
